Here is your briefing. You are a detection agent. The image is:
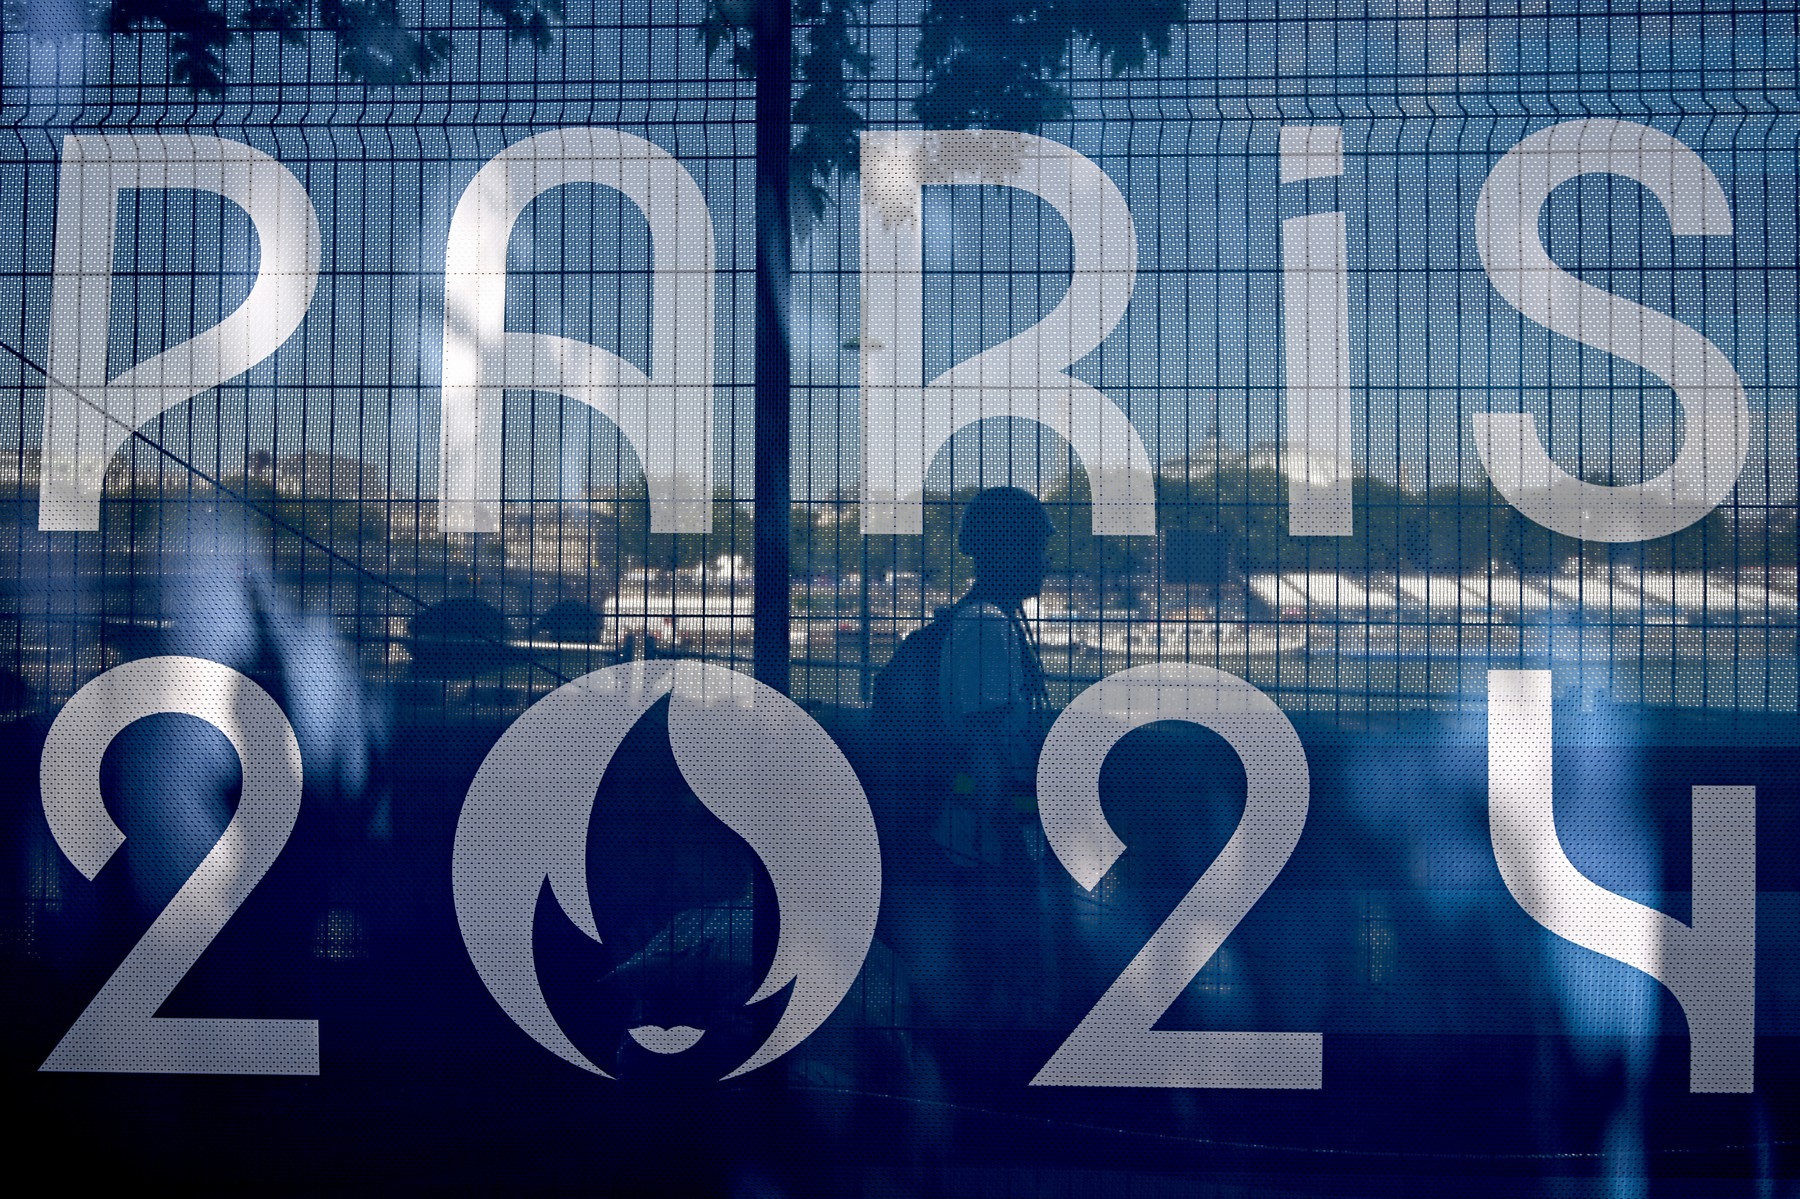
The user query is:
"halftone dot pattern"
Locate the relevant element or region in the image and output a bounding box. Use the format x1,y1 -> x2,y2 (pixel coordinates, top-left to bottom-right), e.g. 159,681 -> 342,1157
0,1 -> 1793,1193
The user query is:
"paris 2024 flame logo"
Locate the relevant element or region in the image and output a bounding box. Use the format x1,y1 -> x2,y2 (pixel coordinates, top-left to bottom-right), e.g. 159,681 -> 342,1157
452,661 -> 881,1079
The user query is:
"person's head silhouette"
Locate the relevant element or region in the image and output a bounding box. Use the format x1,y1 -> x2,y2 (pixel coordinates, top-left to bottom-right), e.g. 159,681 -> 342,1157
957,487 -> 1055,610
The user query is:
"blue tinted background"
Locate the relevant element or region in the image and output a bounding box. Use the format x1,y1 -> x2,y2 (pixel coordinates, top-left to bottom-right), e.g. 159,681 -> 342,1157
1,1 -> 1796,1193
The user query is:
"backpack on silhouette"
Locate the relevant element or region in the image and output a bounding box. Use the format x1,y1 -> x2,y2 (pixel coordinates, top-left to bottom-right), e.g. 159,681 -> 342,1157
872,606 -> 954,734
867,604 -> 971,840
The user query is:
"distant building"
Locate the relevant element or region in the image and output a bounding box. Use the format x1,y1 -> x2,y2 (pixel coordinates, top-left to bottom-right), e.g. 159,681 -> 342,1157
499,505 -> 619,582
273,453 -> 394,499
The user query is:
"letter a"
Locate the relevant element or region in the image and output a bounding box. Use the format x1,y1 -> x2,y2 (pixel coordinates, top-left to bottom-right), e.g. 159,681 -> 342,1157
439,129 -> 715,533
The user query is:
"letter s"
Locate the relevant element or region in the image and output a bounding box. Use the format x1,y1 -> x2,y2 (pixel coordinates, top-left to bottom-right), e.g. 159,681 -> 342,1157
1473,119 -> 1749,542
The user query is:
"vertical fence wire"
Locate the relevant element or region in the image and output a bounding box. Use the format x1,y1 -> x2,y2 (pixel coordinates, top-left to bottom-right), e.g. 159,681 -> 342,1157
0,1 -> 1793,726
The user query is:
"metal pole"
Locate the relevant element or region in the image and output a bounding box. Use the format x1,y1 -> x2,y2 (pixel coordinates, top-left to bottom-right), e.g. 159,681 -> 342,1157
753,0 -> 793,695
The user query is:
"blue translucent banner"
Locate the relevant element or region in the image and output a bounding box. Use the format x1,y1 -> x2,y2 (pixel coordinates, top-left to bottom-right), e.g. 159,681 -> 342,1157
2,3 -> 1795,1193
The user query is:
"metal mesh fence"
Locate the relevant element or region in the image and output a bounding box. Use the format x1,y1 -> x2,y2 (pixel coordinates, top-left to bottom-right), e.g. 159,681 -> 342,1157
1,8 -> 1795,1191
0,0 -> 1794,728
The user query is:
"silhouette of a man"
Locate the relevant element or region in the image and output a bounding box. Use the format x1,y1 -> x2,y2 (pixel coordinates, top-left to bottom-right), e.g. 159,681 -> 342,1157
869,484 -> 1066,1052
933,486 -> 1054,869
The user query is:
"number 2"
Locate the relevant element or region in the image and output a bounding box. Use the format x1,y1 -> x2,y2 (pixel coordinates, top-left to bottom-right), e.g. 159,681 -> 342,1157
39,656 -> 317,1075
1032,664 -> 1320,1088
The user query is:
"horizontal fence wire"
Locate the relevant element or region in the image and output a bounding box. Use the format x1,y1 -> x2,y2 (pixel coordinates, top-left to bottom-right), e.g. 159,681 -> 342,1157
0,1 -> 1795,728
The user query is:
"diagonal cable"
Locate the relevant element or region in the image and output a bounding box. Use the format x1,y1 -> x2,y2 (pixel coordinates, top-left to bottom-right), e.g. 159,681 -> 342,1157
0,337 -> 580,689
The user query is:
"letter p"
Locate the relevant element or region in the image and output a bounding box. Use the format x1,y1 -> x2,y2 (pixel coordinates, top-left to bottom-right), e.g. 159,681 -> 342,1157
39,135 -> 320,530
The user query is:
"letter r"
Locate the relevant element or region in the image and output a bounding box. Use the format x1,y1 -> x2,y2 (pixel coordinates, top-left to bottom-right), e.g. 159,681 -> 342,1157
859,131 -> 1155,537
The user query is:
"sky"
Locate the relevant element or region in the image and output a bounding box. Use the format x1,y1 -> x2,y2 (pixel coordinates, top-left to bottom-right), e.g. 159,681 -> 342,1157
0,0 -> 1794,520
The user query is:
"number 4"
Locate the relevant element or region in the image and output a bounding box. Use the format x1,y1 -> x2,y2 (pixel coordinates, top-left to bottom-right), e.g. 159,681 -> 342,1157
1487,670 -> 1754,1092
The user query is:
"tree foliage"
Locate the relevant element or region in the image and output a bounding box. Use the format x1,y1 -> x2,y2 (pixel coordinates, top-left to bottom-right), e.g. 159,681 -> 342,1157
701,0 -> 873,221
700,0 -> 1187,222
597,465 -> 1792,581
12,1 -> 1186,222
912,0 -> 1183,130
9,0 -> 562,90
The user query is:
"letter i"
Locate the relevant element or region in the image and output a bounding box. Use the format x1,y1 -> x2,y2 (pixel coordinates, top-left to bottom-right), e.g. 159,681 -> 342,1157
1279,127 -> 1352,537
